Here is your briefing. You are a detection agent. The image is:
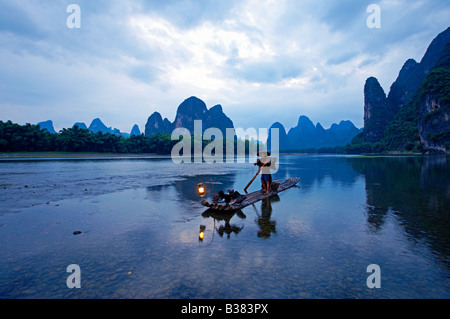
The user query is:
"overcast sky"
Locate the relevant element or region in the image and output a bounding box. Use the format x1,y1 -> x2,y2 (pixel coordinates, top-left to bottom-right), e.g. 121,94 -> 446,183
0,0 -> 449,134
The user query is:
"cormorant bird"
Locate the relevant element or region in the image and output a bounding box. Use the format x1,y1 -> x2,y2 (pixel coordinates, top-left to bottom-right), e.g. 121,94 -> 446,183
217,190 -> 246,204
218,190 -> 232,204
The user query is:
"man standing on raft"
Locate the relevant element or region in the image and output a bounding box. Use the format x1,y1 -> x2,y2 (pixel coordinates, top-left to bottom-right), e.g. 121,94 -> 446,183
255,151 -> 277,194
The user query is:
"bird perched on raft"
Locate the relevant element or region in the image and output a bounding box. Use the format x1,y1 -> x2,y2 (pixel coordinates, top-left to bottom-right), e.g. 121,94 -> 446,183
201,177 -> 300,212
216,190 -> 246,204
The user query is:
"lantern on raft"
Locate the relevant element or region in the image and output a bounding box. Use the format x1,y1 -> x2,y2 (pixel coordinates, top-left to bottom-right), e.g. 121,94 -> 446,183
199,225 -> 206,241
197,183 -> 205,196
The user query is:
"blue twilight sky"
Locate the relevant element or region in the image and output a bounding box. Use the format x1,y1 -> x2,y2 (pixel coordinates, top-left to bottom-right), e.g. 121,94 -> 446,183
0,0 -> 449,134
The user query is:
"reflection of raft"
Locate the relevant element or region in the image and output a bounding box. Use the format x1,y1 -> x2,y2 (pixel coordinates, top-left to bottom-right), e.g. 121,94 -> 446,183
201,177 -> 300,212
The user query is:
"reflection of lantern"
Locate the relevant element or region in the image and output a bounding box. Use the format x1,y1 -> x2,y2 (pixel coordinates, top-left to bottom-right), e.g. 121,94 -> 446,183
199,225 -> 206,241
197,183 -> 205,196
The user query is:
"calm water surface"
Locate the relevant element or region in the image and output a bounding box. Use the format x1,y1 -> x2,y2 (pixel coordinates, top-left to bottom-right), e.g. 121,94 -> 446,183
0,155 -> 449,298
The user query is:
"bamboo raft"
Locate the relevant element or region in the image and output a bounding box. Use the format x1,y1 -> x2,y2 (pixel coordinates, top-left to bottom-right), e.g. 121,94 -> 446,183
201,177 -> 301,212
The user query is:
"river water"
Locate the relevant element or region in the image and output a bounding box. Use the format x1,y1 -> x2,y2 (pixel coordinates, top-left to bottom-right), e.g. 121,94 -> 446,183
0,155 -> 448,298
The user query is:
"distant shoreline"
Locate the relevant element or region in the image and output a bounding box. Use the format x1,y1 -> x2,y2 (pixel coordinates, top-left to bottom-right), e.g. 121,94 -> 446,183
0,152 -> 166,159
0,151 -> 439,160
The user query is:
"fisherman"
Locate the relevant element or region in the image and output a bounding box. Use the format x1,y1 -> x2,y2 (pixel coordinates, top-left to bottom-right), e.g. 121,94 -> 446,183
255,151 -> 276,194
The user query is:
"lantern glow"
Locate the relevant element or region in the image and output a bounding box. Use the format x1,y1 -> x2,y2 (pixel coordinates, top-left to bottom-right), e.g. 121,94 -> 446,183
199,225 -> 206,241
197,183 -> 205,196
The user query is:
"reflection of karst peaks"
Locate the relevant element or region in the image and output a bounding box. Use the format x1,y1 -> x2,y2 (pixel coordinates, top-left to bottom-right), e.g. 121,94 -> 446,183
347,155 -> 450,261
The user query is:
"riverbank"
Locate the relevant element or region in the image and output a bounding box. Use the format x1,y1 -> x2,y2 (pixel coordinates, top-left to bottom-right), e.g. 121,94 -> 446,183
278,151 -> 426,156
1,151 -> 444,160
0,152 -> 165,159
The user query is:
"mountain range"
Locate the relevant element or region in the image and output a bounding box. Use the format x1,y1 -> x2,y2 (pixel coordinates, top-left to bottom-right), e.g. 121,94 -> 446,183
37,118 -> 141,138
354,26 -> 450,153
35,28 -> 450,154
143,96 -> 361,151
36,120 -> 57,134
267,116 -> 361,151
144,96 -> 235,137
37,96 -> 361,151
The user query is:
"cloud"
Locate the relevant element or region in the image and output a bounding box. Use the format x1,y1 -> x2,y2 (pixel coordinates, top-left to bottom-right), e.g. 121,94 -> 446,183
0,0 -> 449,133
317,0 -> 374,31
136,0 -> 241,28
327,51 -> 360,66
0,2 -> 45,38
226,55 -> 304,84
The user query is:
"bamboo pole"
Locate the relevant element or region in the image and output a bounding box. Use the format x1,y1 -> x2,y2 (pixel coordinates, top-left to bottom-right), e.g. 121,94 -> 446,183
244,166 -> 261,194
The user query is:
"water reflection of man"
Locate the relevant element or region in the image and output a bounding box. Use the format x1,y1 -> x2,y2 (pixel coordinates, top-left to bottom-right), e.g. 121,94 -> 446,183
257,196 -> 279,238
